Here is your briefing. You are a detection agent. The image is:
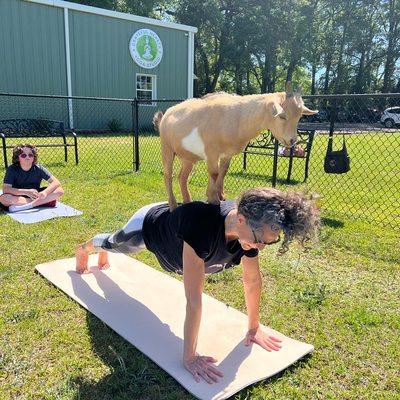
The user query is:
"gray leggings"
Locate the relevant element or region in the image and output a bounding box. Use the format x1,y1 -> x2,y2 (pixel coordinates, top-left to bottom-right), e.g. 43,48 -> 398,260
93,202 -> 166,254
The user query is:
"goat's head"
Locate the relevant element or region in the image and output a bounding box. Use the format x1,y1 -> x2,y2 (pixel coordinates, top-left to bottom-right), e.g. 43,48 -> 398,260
269,82 -> 318,147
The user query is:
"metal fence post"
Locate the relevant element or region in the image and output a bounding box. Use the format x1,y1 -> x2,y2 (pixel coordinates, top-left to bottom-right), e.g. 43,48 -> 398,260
272,138 -> 279,187
132,98 -> 140,172
329,98 -> 337,137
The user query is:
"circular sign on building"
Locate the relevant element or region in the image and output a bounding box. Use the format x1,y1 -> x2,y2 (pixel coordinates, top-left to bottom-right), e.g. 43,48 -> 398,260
129,29 -> 163,69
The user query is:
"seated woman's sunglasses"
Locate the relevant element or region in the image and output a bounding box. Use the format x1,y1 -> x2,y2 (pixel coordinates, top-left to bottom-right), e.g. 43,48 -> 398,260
19,153 -> 34,159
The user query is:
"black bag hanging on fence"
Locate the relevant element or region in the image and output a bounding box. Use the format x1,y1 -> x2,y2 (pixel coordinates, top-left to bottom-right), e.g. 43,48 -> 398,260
324,133 -> 350,174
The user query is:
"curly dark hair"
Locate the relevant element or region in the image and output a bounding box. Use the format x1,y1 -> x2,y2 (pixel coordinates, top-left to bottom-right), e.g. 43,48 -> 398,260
237,187 -> 320,254
12,144 -> 38,166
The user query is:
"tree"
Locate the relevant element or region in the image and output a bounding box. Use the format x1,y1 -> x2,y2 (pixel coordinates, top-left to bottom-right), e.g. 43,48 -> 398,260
70,0 -> 400,95
172,0 -> 230,95
382,0 -> 400,92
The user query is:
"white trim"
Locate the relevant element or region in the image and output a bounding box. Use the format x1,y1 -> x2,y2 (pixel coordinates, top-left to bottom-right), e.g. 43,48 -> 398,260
63,7 -> 73,129
136,73 -> 157,106
187,31 -> 195,98
24,0 -> 198,33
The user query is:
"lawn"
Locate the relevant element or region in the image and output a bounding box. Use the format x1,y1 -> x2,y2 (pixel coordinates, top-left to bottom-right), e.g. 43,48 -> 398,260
0,133 -> 399,399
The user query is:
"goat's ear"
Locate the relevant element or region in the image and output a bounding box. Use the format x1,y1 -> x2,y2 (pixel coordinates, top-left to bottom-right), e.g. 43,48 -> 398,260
302,107 -> 318,115
285,81 -> 294,98
294,88 -> 303,106
277,112 -> 287,120
272,103 -> 287,120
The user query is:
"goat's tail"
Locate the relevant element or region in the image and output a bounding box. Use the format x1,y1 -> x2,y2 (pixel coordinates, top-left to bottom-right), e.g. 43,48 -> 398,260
153,111 -> 163,132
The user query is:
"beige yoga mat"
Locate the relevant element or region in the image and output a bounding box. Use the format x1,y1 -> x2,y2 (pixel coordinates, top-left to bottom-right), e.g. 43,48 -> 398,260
35,253 -> 313,400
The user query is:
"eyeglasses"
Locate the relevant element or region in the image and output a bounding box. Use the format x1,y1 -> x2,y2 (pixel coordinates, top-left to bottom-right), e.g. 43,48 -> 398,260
19,153 -> 34,159
251,227 -> 281,246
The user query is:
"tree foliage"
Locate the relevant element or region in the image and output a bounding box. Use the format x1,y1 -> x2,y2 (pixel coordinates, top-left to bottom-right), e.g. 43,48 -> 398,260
72,0 -> 400,96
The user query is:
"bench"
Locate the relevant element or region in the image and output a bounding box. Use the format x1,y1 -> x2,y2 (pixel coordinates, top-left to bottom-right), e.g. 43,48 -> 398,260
243,127 -> 315,186
0,119 -> 78,168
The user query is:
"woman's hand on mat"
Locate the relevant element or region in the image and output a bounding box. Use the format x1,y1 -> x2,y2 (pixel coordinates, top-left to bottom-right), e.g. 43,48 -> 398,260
25,189 -> 39,199
184,354 -> 224,384
244,327 -> 282,351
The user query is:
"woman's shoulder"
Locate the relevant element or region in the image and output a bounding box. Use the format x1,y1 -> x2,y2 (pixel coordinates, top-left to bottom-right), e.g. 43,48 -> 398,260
178,201 -> 220,215
6,164 -> 20,173
220,200 -> 236,215
177,200 -> 236,217
35,164 -> 52,173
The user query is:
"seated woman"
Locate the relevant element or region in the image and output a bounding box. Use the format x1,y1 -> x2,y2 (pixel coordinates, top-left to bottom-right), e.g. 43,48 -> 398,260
76,188 -> 319,384
0,144 -> 64,213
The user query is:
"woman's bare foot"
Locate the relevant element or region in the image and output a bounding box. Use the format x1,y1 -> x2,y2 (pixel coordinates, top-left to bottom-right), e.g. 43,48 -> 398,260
76,243 -> 91,274
98,251 -> 110,270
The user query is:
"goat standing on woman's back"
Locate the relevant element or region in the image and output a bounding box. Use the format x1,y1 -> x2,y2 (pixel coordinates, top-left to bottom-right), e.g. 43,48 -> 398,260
153,83 -> 318,211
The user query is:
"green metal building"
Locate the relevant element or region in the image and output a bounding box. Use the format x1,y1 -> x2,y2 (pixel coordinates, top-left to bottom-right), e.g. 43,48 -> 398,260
0,0 -> 197,129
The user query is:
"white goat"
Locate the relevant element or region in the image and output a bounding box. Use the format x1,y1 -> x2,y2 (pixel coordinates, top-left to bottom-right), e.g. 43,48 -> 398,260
153,83 -> 317,211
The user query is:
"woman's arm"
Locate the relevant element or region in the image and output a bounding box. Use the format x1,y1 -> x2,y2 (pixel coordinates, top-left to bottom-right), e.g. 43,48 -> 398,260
242,254 -> 263,330
241,255 -> 282,351
41,176 -> 61,196
2,183 -> 37,198
182,242 -> 223,384
182,242 -> 204,362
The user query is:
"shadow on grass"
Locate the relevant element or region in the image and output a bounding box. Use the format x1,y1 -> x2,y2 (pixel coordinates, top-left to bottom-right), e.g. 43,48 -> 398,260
229,171 -> 303,186
321,217 -> 345,229
235,354 -> 313,399
67,268 -> 189,400
77,131 -> 160,138
40,161 -> 67,168
72,314 -> 189,400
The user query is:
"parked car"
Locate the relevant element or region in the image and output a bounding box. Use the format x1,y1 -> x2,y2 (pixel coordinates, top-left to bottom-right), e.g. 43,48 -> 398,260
300,109 -> 329,123
365,108 -> 382,123
381,107 -> 400,128
341,108 -> 382,123
345,111 -> 364,123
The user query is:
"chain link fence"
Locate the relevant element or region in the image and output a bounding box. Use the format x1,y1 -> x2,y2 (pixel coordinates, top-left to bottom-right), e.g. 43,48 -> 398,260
0,93 -> 136,178
136,94 -> 400,230
0,92 -> 399,230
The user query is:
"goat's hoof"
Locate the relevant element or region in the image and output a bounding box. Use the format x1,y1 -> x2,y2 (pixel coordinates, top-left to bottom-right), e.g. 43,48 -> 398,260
208,199 -> 220,205
169,202 -> 178,212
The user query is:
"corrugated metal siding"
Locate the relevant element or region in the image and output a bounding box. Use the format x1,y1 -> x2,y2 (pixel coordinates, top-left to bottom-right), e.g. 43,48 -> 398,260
68,10 -> 188,129
69,10 -> 188,99
0,0 -> 67,95
0,0 -> 190,129
0,0 -> 68,125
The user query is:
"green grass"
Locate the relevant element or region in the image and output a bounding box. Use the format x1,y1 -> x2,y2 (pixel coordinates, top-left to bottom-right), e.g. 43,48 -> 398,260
0,135 -> 399,399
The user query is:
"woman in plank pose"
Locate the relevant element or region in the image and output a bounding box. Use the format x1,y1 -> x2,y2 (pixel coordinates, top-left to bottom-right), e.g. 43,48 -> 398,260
76,187 -> 319,384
